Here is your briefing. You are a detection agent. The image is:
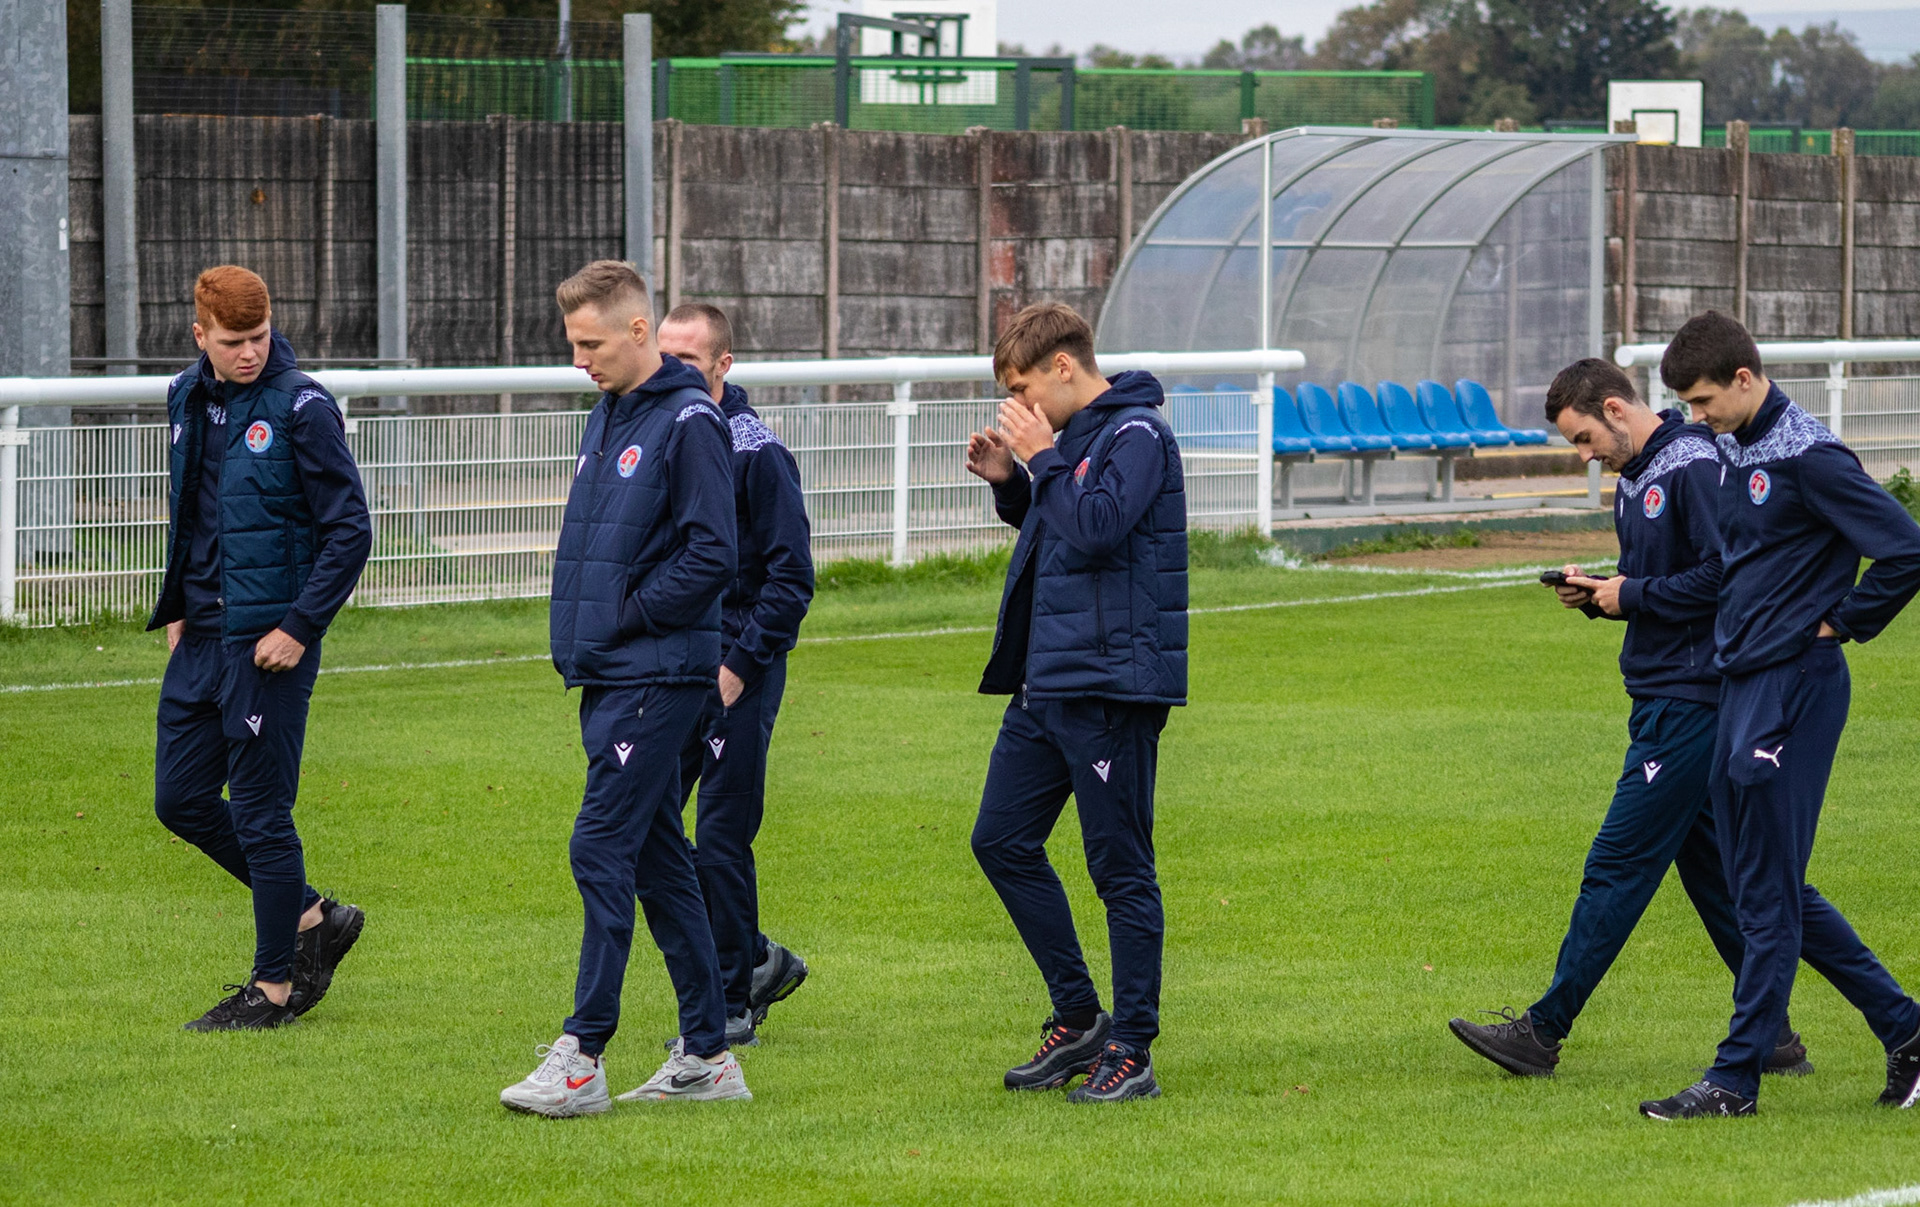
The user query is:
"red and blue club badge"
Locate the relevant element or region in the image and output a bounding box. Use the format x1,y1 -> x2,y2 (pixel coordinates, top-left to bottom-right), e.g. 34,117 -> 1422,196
1642,483 -> 1666,520
1074,457 -> 1090,484
244,420 -> 273,453
617,444 -> 643,478
1748,468 -> 1772,505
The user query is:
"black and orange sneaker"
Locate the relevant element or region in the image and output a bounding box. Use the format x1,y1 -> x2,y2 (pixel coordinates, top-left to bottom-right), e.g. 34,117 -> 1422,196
1067,1042 -> 1160,1104
1004,1011 -> 1111,1091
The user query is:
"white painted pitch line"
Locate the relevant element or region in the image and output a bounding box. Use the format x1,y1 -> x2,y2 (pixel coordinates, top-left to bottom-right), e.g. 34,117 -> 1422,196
1781,1186 -> 1920,1207
0,578 -> 1538,694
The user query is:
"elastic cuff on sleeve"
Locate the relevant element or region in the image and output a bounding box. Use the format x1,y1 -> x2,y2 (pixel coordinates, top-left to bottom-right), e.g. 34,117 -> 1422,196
277,612 -> 320,645
1617,578 -> 1644,615
721,647 -> 765,686
1026,447 -> 1064,475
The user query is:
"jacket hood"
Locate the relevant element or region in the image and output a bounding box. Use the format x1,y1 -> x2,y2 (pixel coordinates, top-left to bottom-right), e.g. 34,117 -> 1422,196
619,354 -> 716,404
720,380 -> 755,419
1090,370 -> 1164,411
1624,408 -> 1711,478
191,327 -> 300,393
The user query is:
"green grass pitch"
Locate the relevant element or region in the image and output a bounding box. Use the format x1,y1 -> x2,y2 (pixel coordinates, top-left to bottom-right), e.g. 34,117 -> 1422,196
4,554 -> 1920,1205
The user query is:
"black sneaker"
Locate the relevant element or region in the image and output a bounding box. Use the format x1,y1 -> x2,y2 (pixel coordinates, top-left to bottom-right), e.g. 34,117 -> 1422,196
747,938 -> 808,1027
1639,1079 -> 1756,1120
1005,1011 -> 1112,1091
1448,1007 -> 1561,1077
1764,1022 -> 1814,1077
184,983 -> 298,1032
1877,1025 -> 1920,1107
289,897 -> 365,1017
1066,1041 -> 1160,1104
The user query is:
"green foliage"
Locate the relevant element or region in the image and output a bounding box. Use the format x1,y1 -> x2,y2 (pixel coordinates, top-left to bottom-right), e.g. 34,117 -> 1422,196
1885,467 -> 1920,521
1187,527 -> 1280,570
1319,524 -> 1483,558
815,544 -> 1014,592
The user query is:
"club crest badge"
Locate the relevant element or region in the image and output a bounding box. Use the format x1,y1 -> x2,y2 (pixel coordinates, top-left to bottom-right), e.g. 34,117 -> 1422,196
617,444 -> 643,478
244,420 -> 273,454
1074,457 -> 1090,484
1748,468 -> 1771,505
1642,484 -> 1666,520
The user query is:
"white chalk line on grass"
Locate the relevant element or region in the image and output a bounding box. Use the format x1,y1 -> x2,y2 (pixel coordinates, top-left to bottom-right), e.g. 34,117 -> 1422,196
2,578 -> 1538,694
1781,1186 -> 1920,1207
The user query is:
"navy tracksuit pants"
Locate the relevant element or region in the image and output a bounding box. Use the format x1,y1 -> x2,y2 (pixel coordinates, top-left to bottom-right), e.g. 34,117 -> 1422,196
1528,697 -> 1745,1042
1705,639 -> 1920,1099
154,633 -> 323,984
678,653 -> 787,1016
972,697 -> 1168,1053
564,681 -> 727,1059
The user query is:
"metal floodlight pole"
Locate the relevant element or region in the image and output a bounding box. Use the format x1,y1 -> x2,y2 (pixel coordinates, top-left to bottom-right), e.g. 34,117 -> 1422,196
623,14 -> 654,280
375,5 -> 408,414
835,13 -> 939,127
101,0 -> 138,377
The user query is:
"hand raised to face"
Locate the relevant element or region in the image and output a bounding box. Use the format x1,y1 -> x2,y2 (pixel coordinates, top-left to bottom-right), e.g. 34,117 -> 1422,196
996,397 -> 1055,463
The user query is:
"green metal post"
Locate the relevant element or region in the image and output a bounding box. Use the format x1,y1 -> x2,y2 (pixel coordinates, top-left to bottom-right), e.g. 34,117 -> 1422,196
1240,71 -> 1255,123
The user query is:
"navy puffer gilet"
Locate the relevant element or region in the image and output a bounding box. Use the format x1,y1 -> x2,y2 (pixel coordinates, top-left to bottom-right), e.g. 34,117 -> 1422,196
148,331 -> 320,641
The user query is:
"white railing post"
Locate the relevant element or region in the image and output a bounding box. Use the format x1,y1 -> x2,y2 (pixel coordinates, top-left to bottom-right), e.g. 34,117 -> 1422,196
1826,360 -> 1846,441
888,379 -> 915,566
0,406 -> 20,622
1255,371 -> 1274,535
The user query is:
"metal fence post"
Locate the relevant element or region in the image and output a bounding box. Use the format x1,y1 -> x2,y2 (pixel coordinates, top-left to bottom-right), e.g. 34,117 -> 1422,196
1,407 -> 19,622
102,0 -> 139,375
1827,360 -> 1846,441
376,5 -> 409,414
623,14 -> 653,278
888,379 -> 916,566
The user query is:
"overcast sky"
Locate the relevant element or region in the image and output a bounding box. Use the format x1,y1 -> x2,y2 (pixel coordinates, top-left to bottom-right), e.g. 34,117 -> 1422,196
800,0 -> 1920,64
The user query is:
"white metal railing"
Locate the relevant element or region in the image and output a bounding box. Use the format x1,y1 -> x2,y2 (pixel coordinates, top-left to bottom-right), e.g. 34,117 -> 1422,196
0,350 -> 1303,624
1613,340 -> 1920,477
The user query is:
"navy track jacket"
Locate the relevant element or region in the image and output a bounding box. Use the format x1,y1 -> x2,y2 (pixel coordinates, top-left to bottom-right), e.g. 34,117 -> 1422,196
716,383 -> 814,686
980,371 -> 1189,706
148,330 -> 371,645
1588,410 -> 1723,704
1713,383 -> 1920,676
549,356 -> 738,688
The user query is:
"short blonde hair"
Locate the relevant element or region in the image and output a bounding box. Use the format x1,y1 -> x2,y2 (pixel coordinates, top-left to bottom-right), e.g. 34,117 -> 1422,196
194,265 -> 271,332
555,260 -> 652,319
993,302 -> 1098,385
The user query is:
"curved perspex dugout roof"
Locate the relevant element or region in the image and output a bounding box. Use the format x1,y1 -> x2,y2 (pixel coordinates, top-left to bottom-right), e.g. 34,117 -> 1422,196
1098,127 -> 1631,427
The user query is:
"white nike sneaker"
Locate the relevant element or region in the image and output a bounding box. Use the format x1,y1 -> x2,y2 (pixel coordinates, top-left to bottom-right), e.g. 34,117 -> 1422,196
617,1042 -> 752,1102
500,1034 -> 611,1117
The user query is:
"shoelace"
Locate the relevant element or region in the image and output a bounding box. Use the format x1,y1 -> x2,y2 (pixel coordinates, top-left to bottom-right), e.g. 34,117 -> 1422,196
1030,1019 -> 1077,1062
1086,1047 -> 1136,1091
529,1042 -> 579,1085
1474,1007 -> 1531,1036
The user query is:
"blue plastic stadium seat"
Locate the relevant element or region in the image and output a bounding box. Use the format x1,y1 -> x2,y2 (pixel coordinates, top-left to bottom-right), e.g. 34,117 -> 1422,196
1269,386 -> 1319,456
1455,379 -> 1551,446
1379,381 -> 1470,449
1339,381 -> 1432,451
1298,383 -> 1388,452
1417,380 -> 1510,447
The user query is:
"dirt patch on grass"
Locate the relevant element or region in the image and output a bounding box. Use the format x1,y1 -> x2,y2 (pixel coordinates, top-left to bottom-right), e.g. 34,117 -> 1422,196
1338,527 -> 1619,571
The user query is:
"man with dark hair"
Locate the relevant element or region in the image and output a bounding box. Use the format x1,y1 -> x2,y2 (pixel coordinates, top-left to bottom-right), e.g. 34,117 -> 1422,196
151,265 -> 372,1031
657,302 -> 815,1049
1450,358 -> 1810,1079
500,261 -> 750,1116
1639,312 -> 1920,1120
961,301 -> 1187,1104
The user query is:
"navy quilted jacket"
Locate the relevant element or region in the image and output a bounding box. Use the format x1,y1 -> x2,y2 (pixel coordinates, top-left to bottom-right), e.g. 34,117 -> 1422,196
980,371 -> 1189,705
716,383 -> 814,685
549,355 -> 738,688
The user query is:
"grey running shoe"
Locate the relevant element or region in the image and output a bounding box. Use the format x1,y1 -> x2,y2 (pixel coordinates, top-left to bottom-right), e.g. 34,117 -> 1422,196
1448,1007 -> 1560,1077
184,983 -> 297,1032
1764,1023 -> 1814,1077
1640,1079 -> 1755,1120
1878,1026 -> 1920,1107
726,1010 -> 759,1049
1066,1042 -> 1160,1104
1005,1011 -> 1112,1091
748,939 -> 808,1026
617,1046 -> 751,1102
499,1034 -> 610,1118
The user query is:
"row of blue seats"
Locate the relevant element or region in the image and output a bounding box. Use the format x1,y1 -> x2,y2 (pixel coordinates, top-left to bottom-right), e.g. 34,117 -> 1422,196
1275,379 -> 1549,456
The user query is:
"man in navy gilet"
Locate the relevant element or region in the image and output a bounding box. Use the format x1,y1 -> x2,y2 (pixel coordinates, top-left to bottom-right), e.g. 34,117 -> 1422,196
658,302 -> 815,1049
1449,358 -> 1810,1079
1640,311 -> 1920,1120
149,266 -> 371,1031
501,261 -> 749,1117
963,303 -> 1187,1104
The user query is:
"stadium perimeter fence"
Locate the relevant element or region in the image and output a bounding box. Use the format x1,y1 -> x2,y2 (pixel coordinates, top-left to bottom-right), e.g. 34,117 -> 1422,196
0,351 -> 1295,626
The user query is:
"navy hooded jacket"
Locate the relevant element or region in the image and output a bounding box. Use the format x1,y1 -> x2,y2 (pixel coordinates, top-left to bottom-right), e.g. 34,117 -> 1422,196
979,371 -> 1188,706
716,383 -> 814,686
549,355 -> 738,688
147,330 -> 371,645
1586,410 -> 1722,704
1713,383 -> 1920,676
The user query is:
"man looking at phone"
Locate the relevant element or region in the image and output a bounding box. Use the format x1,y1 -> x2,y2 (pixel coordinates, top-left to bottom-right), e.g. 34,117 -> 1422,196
1449,358 -> 1812,1079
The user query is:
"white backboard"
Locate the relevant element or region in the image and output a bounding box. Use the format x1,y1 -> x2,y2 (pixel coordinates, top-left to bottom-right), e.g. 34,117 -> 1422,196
1607,80 -> 1704,147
